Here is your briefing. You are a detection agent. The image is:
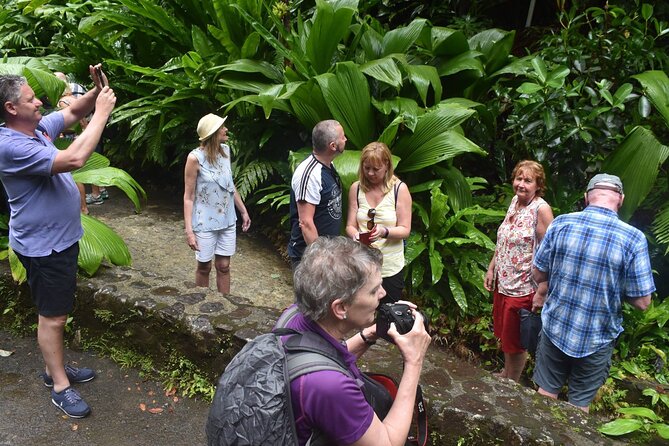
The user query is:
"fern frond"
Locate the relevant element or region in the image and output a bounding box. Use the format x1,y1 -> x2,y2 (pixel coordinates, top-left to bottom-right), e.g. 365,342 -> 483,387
652,205 -> 669,255
234,159 -> 276,200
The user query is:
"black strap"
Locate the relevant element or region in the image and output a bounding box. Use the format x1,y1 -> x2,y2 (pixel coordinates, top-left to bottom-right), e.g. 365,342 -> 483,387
406,384 -> 428,446
394,180 -> 402,208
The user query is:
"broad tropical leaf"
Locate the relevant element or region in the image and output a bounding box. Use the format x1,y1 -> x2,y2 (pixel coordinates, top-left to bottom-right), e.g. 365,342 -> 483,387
633,70 -> 669,129
306,0 -> 358,74
72,167 -> 147,213
316,62 -> 375,149
79,214 -> 132,275
394,106 -> 485,173
601,126 -> 669,220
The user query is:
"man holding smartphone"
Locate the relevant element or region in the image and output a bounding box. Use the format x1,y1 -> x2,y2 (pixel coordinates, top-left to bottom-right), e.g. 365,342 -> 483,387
0,64 -> 115,418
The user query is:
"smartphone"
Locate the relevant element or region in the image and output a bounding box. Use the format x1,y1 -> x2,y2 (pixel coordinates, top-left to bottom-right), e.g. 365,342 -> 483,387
95,66 -> 106,87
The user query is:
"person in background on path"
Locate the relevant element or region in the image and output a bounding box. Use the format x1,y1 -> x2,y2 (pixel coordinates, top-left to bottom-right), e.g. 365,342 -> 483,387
54,72 -> 92,215
531,173 -> 655,412
54,72 -> 109,210
287,119 -> 346,267
183,113 -> 251,294
0,66 -> 115,418
280,236 -> 431,446
484,160 -> 554,382
345,141 -> 412,304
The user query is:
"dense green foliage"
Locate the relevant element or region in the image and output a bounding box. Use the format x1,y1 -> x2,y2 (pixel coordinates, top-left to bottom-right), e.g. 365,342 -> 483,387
1,0 -> 669,433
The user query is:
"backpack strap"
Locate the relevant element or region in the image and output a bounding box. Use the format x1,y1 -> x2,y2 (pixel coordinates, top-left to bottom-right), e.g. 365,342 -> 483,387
275,305 -> 300,329
283,331 -> 356,382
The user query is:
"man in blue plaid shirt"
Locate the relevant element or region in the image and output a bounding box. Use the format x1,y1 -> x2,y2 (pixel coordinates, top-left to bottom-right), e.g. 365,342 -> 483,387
531,173 -> 655,412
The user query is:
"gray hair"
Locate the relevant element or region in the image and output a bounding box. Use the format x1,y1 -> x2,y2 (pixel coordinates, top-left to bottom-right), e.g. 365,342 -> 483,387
311,119 -> 341,153
0,75 -> 27,119
294,236 -> 383,321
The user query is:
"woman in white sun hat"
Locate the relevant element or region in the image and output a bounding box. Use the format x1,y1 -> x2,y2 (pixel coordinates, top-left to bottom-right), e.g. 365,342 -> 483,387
183,113 -> 251,294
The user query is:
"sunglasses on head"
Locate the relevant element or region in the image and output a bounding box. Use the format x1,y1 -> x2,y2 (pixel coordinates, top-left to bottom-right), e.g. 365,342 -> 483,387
367,208 -> 376,230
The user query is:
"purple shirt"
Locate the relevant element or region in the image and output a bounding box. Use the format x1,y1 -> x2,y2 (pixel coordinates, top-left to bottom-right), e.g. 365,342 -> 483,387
280,307 -> 374,445
0,112 -> 82,256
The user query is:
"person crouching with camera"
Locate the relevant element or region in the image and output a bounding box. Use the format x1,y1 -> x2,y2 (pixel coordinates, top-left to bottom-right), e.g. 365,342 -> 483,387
279,236 -> 431,446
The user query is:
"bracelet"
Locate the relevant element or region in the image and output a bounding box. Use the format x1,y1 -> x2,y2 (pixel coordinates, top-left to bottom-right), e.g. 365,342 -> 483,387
383,227 -> 390,238
359,330 -> 376,345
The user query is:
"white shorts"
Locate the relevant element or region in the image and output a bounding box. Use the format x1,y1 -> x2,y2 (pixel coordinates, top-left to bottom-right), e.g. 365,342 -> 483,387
195,225 -> 236,262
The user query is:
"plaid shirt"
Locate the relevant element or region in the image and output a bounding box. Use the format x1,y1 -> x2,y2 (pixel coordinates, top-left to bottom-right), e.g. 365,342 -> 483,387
534,206 -> 655,357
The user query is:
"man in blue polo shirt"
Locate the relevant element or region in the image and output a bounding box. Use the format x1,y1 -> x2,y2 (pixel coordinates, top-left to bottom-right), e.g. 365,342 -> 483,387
287,120 -> 346,266
0,67 -> 116,418
531,173 -> 655,412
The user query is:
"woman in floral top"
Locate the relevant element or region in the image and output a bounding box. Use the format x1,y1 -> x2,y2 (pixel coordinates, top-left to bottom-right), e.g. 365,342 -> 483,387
183,114 -> 251,294
484,160 -> 553,382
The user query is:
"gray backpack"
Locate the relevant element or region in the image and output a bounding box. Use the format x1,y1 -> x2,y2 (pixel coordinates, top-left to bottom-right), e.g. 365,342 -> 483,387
205,327 -> 364,446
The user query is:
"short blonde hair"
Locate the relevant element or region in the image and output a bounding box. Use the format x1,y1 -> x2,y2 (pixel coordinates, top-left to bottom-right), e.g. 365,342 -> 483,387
359,142 -> 396,194
511,160 -> 546,197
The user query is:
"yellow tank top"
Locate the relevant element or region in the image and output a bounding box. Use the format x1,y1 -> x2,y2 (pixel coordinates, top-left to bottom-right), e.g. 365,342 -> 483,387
356,180 -> 405,277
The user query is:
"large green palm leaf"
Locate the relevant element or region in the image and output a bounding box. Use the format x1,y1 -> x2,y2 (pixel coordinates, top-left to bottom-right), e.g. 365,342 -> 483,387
306,0 -> 358,74
393,103 -> 485,172
601,126 -> 669,221
79,214 -> 132,276
0,58 -> 64,106
316,62 -> 375,149
601,71 -> 669,222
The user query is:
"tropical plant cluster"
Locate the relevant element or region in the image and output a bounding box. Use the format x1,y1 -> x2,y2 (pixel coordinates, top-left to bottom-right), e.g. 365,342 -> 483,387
1,0 -> 669,439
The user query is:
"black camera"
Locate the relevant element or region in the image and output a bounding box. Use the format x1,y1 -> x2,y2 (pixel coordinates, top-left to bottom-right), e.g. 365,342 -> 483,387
375,303 -> 428,343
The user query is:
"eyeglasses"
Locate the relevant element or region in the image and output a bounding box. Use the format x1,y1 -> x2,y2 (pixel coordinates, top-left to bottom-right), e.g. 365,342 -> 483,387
367,208 -> 376,230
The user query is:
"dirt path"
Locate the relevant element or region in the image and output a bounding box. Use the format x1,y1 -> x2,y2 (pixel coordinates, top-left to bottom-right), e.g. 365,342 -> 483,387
88,185 -> 294,310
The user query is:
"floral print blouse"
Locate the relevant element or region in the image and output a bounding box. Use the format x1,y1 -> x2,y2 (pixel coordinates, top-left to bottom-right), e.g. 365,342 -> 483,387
494,195 -> 547,296
190,144 -> 237,232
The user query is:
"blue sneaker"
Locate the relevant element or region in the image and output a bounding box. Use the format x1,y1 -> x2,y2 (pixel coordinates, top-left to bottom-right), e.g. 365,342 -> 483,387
100,188 -> 109,200
51,387 -> 91,418
43,364 -> 96,388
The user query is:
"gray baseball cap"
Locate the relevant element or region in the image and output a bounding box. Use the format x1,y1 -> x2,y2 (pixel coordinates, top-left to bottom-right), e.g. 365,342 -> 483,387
587,173 -> 623,194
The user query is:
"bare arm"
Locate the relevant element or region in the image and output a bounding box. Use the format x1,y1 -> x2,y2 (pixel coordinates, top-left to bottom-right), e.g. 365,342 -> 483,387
59,64 -> 107,130
345,181 -> 360,240
484,251 -> 496,292
233,189 -> 251,232
351,312 -> 431,446
52,64 -> 113,174
532,267 -> 548,312
384,182 -> 412,240
535,204 -> 554,243
183,154 -> 199,251
345,325 -> 378,358
51,86 -> 115,174
297,201 -> 318,244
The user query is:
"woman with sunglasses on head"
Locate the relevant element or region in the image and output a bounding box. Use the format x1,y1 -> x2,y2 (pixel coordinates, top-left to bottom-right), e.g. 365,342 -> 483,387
346,142 -> 412,304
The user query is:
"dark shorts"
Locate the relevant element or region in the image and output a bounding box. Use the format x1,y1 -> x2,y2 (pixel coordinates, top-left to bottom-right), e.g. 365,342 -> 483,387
492,289 -> 533,353
532,331 -> 614,408
15,242 -> 79,317
380,269 -> 404,305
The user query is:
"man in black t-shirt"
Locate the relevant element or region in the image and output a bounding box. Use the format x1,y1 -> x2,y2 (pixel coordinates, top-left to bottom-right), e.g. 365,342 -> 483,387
288,120 -> 347,266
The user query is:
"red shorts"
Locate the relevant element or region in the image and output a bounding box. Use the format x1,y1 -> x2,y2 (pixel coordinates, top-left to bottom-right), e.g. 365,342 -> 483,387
493,289 -> 534,354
